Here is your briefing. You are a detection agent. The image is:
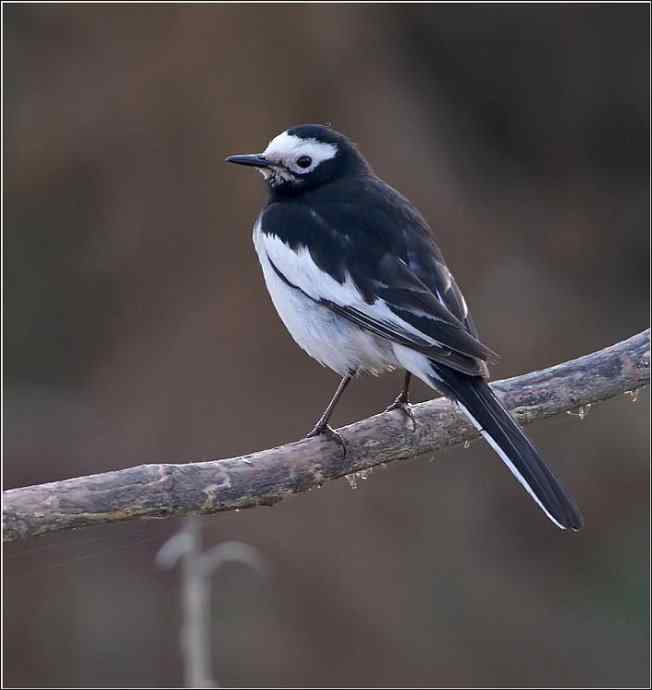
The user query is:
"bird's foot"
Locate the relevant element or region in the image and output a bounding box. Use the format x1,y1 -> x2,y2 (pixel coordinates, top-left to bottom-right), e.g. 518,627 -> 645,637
383,395 -> 417,431
305,423 -> 347,458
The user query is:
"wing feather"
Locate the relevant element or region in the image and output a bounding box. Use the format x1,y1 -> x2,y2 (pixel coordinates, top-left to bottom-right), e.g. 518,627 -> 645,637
259,194 -> 498,376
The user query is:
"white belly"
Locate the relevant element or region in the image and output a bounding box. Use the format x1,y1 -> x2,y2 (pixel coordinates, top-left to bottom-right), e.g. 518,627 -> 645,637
253,223 -> 397,377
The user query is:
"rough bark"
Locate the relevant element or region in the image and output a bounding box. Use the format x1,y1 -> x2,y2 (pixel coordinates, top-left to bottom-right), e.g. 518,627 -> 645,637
3,329 -> 649,543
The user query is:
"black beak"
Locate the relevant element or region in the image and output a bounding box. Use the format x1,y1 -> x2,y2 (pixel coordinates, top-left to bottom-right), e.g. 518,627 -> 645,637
225,154 -> 271,168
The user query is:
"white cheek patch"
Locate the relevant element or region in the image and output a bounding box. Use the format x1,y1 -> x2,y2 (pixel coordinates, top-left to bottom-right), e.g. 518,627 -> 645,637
263,131 -> 338,174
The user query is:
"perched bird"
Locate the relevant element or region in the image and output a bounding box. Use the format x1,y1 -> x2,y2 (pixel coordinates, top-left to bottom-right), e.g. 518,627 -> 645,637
226,124 -> 583,530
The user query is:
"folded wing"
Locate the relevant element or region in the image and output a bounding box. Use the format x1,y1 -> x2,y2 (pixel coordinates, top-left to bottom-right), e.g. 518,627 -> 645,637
260,198 -> 498,377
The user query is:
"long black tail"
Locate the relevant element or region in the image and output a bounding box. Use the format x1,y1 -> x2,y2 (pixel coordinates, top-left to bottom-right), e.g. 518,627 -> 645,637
428,364 -> 583,530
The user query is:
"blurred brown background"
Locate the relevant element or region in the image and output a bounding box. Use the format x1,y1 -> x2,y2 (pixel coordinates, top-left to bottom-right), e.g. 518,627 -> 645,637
4,3 -> 649,688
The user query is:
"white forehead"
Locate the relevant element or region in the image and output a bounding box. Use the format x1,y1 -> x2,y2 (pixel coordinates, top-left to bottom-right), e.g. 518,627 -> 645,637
263,131 -> 338,163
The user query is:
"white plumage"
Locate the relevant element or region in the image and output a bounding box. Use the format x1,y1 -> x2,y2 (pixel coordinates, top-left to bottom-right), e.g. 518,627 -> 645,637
263,132 -> 338,174
253,219 -> 399,376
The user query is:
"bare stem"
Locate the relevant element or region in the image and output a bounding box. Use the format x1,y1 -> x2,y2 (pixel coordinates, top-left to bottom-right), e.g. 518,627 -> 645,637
157,521 -> 266,688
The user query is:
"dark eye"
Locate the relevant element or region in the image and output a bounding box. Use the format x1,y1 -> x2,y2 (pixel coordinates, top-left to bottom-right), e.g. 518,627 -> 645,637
296,155 -> 312,169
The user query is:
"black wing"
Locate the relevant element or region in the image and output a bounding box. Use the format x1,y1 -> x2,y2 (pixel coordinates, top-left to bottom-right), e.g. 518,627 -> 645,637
261,176 -> 497,376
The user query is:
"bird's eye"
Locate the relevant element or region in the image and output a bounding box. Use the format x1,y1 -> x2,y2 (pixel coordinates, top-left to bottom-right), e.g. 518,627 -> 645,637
296,155 -> 312,169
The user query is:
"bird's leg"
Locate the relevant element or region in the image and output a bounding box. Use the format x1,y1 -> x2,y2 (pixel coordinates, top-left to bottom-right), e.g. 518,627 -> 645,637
305,374 -> 353,455
384,371 -> 416,430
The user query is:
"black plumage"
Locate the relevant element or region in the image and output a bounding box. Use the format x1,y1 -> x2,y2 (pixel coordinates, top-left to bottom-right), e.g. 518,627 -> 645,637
262,187 -> 496,376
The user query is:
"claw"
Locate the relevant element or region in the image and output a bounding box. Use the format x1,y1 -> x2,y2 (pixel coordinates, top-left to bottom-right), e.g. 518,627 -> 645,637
383,396 -> 417,431
305,424 -> 347,458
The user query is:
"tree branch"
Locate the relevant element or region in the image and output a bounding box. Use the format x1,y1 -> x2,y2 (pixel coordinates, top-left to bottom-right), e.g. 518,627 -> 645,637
3,330 -> 649,543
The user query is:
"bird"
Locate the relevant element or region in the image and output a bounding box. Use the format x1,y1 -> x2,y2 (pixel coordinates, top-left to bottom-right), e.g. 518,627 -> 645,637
226,124 -> 583,531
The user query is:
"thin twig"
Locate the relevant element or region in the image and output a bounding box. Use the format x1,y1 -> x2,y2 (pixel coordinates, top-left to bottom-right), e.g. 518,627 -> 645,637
3,329 -> 649,543
157,519 -> 266,688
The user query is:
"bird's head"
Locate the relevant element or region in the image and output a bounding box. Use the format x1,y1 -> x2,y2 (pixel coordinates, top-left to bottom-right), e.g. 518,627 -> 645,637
226,124 -> 369,194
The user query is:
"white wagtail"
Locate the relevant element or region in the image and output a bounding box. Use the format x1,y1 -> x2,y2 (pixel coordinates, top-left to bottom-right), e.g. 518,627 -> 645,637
226,124 -> 583,530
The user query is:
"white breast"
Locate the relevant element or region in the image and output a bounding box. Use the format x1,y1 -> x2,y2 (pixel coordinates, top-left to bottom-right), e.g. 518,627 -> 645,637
252,220 -> 397,377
